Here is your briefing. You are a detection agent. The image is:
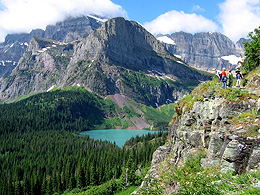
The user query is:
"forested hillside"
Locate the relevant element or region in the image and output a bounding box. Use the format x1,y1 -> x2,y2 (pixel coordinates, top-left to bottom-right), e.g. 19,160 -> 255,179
0,86 -> 175,133
0,86 -> 171,194
0,130 -> 167,194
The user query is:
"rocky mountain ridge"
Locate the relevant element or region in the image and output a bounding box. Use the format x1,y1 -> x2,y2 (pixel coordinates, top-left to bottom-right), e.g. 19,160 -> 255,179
0,15 -> 103,79
0,17 -> 211,107
157,32 -> 247,72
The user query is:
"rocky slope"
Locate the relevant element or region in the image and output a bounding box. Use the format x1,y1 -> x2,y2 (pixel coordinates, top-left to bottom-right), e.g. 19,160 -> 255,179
0,15 -> 103,79
134,73 -> 260,194
0,17 -> 211,107
157,32 -> 247,72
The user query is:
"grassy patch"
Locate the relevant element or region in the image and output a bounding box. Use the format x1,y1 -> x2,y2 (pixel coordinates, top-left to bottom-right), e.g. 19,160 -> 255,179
159,153 -> 260,195
115,186 -> 138,195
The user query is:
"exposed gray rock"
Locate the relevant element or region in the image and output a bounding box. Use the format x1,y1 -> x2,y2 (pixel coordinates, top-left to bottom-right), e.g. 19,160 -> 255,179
157,32 -> 247,72
201,158 -> 220,168
0,15 -> 103,79
206,132 -> 225,159
247,144 -> 260,170
138,95 -> 260,193
257,98 -> 260,114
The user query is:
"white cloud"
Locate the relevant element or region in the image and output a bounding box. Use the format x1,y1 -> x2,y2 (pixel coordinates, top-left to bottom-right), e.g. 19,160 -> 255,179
0,0 -> 128,42
218,0 -> 260,42
191,5 -> 205,13
143,10 -> 218,35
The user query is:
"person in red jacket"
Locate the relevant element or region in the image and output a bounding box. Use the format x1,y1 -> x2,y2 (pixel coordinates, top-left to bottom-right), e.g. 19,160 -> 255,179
221,68 -> 226,77
221,68 -> 227,88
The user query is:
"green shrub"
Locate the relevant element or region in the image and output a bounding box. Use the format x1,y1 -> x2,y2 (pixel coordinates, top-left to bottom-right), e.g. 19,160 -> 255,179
243,27 -> 260,74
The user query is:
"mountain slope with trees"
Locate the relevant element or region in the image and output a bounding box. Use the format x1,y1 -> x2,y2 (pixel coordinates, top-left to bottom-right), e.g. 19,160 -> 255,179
0,85 -> 171,195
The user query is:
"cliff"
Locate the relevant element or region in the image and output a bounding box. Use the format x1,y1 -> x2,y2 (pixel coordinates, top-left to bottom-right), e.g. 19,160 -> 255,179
134,71 -> 260,194
157,32 -> 246,72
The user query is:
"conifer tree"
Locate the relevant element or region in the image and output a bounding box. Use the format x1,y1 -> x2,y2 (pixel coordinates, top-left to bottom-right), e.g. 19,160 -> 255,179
77,165 -> 86,189
244,26 -> 260,73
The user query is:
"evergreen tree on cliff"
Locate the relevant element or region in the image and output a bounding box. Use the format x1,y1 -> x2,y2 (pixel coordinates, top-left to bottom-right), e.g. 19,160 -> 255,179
244,27 -> 260,73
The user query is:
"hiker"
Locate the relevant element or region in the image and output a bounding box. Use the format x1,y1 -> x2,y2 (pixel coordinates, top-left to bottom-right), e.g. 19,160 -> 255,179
221,73 -> 227,88
213,69 -> 222,83
221,68 -> 227,88
221,68 -> 227,77
236,70 -> 242,87
217,70 -> 222,83
228,70 -> 233,87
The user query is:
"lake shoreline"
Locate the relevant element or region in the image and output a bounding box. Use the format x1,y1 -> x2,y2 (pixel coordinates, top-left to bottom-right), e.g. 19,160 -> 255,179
79,129 -> 161,147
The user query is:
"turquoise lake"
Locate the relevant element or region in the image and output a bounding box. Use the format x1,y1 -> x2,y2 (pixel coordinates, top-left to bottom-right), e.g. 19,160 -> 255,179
80,129 -> 159,147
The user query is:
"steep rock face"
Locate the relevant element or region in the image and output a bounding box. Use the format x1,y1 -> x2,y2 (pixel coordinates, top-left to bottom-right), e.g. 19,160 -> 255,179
59,17 -> 211,105
0,30 -> 45,79
170,97 -> 260,174
0,16 -> 102,79
68,18 -> 209,82
134,86 -> 260,193
157,32 -> 246,71
0,37 -> 75,100
0,18 -> 211,107
44,15 -> 103,43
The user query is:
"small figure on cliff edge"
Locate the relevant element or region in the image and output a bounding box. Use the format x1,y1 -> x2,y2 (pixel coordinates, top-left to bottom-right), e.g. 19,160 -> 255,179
228,69 -> 233,87
221,68 -> 227,88
236,70 -> 243,88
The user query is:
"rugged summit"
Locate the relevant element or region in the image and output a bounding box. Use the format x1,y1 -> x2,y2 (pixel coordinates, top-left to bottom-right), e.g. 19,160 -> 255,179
0,15 -> 103,79
0,17 -> 211,107
157,32 -> 246,71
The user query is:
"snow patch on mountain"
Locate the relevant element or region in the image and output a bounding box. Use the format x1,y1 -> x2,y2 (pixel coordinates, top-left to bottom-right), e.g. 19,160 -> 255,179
88,15 -> 107,23
221,55 -> 242,65
157,36 -> 176,45
47,85 -> 55,92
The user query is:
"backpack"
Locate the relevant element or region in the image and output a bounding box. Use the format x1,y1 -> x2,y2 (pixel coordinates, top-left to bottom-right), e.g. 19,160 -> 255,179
236,73 -> 241,79
221,75 -> 227,82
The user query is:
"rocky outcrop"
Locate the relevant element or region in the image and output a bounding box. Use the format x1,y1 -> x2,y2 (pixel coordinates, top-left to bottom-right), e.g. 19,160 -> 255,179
0,17 -> 211,107
157,32 -> 247,72
134,85 -> 260,193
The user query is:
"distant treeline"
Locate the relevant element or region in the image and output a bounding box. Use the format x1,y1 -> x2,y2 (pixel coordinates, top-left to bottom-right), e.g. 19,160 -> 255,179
0,87 -> 109,134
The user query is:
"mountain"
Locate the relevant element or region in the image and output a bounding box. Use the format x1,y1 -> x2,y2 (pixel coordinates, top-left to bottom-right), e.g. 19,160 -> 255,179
0,15 -> 103,79
157,32 -> 247,72
0,17 -> 211,107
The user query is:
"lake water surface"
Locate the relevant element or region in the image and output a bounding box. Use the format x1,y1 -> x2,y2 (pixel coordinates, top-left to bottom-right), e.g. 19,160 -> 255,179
80,129 -> 159,147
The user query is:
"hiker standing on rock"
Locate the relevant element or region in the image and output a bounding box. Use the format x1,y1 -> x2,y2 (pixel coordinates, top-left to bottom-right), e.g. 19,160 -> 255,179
221,68 -> 227,88
228,70 -> 233,87
236,70 -> 242,87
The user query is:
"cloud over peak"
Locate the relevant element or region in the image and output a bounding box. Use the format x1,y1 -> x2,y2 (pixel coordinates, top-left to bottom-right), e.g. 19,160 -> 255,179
218,0 -> 260,41
0,0 -> 128,41
143,10 -> 218,35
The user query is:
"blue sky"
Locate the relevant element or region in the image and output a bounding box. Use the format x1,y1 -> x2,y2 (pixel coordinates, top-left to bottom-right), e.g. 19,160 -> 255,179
112,0 -> 223,25
0,0 -> 260,42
